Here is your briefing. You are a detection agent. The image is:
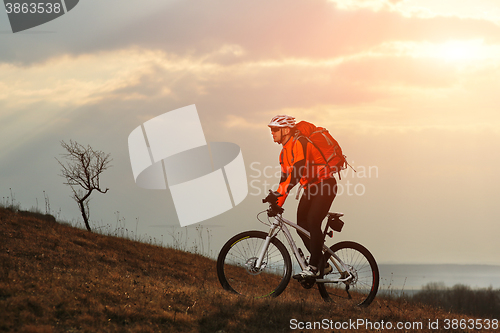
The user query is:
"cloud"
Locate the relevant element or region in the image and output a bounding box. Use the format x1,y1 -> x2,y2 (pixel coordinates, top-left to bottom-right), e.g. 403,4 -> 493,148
3,0 -> 500,148
110,1 -> 500,62
3,38 -> 499,154
3,0 -> 500,67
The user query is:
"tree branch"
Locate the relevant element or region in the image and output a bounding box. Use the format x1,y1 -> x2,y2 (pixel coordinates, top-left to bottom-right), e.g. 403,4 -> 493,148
57,140 -> 112,232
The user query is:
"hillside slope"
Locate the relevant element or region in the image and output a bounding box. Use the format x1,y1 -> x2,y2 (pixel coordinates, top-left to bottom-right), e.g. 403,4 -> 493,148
0,207 -> 479,332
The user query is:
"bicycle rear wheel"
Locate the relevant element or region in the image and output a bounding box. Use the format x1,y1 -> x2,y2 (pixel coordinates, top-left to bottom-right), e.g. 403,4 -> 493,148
217,231 -> 292,298
317,241 -> 379,307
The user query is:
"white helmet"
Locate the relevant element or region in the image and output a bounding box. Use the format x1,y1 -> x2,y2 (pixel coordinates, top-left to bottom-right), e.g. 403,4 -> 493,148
268,115 -> 296,128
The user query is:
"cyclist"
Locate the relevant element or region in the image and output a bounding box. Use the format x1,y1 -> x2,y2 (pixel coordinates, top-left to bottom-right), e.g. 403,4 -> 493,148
268,115 -> 337,278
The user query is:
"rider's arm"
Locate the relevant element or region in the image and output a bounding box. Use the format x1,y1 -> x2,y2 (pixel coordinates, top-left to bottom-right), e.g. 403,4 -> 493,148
276,138 -> 308,206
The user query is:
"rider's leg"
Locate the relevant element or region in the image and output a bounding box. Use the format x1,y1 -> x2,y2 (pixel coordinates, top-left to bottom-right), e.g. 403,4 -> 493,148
296,193 -> 312,254
297,178 -> 337,269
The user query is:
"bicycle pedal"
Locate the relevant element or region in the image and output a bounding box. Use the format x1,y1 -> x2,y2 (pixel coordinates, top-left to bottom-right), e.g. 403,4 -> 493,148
292,273 -> 317,281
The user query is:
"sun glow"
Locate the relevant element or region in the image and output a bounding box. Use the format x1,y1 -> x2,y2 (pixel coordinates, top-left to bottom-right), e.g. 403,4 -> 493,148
383,39 -> 500,62
438,40 -> 484,61
328,0 -> 394,11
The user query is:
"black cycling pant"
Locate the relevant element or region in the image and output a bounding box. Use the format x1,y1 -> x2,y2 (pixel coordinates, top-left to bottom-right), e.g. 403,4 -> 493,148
296,177 -> 337,268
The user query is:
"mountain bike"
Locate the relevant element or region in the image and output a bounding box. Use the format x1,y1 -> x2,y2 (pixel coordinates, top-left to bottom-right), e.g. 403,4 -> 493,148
216,190 -> 379,307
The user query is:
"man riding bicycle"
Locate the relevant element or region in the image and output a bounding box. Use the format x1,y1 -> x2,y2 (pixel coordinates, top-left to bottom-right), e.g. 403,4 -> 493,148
268,115 -> 337,279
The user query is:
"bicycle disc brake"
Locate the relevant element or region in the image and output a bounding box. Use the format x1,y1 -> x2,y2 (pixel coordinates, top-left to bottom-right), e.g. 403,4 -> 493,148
343,265 -> 358,286
245,257 -> 266,275
342,265 -> 358,299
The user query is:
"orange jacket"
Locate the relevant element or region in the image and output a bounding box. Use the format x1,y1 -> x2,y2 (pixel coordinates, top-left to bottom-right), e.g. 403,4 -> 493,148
276,136 -> 307,206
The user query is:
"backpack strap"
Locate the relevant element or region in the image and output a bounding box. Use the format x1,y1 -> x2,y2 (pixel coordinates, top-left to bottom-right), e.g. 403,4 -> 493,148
324,145 -> 341,164
301,134 -> 330,169
290,135 -> 308,164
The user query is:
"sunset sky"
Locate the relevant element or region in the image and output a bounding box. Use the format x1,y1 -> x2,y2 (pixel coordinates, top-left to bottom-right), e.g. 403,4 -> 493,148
1,0 -> 499,265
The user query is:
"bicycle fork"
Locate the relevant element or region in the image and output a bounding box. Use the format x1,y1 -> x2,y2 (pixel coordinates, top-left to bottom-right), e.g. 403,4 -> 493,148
254,220 -> 280,269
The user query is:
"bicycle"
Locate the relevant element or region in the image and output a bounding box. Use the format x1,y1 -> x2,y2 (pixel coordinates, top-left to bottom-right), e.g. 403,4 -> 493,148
216,190 -> 379,307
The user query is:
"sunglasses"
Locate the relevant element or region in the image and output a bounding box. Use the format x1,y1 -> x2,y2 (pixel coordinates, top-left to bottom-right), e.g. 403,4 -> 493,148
270,127 -> 281,133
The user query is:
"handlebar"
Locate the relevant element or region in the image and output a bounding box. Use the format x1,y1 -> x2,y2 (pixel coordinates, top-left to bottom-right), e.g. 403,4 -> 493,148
262,190 -> 284,217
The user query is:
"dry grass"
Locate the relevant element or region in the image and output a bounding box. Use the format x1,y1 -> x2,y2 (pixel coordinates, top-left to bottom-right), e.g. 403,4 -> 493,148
0,207 -> 489,332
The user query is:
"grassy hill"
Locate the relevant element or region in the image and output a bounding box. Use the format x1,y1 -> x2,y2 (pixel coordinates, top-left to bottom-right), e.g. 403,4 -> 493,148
0,207 -> 485,332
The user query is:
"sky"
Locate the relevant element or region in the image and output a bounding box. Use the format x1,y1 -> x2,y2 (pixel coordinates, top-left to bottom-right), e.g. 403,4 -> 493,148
1,0 -> 500,265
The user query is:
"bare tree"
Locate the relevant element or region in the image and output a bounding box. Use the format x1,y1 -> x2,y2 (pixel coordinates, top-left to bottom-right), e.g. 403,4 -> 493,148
57,140 -> 112,232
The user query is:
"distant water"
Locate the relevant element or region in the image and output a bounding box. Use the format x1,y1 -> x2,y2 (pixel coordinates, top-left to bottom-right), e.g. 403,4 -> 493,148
379,264 -> 500,293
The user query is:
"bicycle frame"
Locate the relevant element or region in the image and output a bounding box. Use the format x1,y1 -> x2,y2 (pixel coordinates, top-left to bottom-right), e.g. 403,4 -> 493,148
256,213 -> 353,284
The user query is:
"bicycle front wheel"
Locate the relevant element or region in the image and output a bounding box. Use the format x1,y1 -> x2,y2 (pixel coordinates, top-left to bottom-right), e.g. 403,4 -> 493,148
318,241 -> 379,307
217,231 -> 292,298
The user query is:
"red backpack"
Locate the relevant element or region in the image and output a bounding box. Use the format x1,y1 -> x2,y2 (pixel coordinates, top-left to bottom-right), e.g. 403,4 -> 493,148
295,121 -> 348,180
